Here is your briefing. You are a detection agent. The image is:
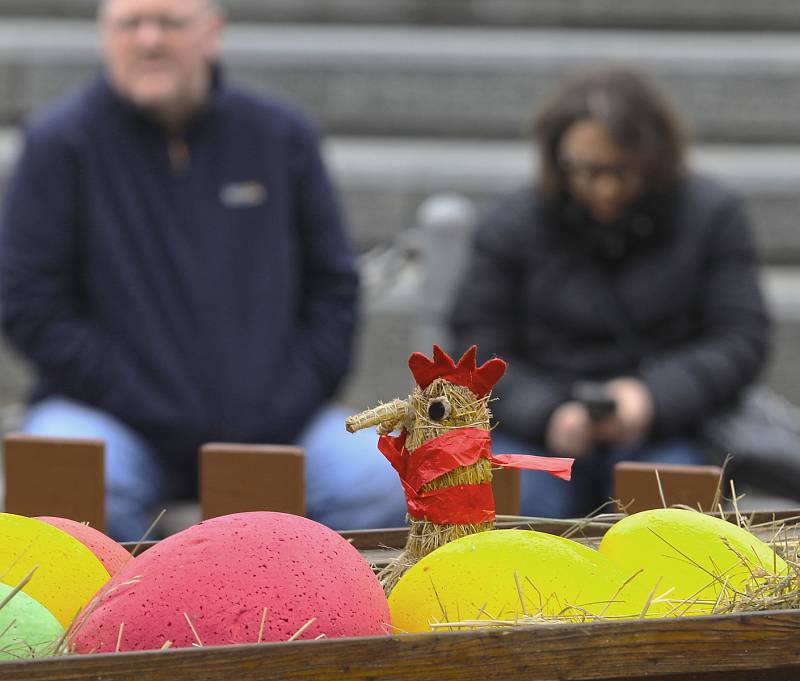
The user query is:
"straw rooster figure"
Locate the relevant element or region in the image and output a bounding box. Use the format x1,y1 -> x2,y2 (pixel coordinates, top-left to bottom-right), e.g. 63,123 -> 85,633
346,345 -> 573,593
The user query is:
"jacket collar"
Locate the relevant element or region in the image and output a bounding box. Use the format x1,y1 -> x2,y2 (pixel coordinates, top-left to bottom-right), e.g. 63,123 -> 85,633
96,62 -> 225,138
541,182 -> 680,268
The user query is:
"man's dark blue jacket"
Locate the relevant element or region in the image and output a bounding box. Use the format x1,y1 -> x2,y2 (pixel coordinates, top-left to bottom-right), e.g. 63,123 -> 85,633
0,72 -> 359,462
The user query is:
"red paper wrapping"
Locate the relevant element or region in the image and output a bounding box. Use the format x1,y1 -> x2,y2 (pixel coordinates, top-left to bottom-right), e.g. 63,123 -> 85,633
405,483 -> 496,525
378,428 -> 573,524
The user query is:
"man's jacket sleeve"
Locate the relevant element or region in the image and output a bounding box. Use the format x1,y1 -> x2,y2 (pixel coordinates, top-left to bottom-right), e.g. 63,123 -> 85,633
0,125 -> 150,415
289,116 -> 359,400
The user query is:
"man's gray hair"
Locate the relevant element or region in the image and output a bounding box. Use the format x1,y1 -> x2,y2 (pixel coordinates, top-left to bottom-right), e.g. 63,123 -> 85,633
98,0 -> 223,17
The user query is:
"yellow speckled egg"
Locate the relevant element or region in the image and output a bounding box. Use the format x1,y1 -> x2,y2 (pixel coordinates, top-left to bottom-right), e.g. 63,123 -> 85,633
0,514 -> 110,627
389,529 -> 657,633
599,508 -> 786,615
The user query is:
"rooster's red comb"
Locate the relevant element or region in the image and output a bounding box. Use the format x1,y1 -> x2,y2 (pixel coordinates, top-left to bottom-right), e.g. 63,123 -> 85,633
408,345 -> 507,396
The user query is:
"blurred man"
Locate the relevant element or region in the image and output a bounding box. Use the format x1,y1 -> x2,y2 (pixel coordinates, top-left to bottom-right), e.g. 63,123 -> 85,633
0,0 -> 405,539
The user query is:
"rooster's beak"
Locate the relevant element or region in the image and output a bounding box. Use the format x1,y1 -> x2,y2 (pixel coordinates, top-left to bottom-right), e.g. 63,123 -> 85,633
345,398 -> 410,434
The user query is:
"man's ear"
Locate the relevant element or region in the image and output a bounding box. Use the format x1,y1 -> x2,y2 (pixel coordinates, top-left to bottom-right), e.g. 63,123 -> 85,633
204,7 -> 227,62
204,10 -> 226,60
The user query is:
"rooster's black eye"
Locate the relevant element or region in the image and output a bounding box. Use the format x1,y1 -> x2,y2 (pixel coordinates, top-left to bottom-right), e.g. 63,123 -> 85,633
427,397 -> 451,421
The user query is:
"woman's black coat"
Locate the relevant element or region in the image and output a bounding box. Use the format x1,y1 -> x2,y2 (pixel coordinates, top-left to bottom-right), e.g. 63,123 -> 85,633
449,174 -> 770,445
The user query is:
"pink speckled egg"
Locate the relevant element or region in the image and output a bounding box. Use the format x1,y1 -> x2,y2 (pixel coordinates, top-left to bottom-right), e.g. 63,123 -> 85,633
36,517 -> 130,577
71,512 -> 389,652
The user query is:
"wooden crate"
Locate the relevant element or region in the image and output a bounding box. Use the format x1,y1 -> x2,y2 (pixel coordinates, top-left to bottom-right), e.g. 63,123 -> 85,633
1,512 -> 799,680
1,610 -> 800,680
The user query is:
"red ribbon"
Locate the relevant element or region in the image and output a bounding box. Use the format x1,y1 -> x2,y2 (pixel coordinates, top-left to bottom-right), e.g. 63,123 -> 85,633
378,428 -> 573,524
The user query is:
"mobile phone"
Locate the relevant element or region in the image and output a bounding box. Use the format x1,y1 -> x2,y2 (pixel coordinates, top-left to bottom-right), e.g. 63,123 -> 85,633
571,381 -> 617,420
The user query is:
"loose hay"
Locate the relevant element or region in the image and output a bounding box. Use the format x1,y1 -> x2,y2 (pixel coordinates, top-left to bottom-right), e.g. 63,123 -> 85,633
713,513 -> 800,614
430,488 -> 800,631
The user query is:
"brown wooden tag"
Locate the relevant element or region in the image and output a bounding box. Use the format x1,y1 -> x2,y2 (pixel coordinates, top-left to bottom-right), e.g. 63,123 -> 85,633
613,461 -> 723,514
3,433 -> 105,531
200,443 -> 305,520
492,467 -> 521,516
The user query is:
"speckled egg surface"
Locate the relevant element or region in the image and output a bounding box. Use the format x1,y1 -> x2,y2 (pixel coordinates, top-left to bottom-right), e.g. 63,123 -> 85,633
71,512 -> 390,652
36,517 -> 130,577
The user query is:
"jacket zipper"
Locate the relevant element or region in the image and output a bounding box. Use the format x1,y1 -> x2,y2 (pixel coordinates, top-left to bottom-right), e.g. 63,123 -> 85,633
167,137 -> 190,172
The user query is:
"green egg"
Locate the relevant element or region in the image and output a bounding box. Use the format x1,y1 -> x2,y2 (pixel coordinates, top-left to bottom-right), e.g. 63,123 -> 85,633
0,583 -> 64,660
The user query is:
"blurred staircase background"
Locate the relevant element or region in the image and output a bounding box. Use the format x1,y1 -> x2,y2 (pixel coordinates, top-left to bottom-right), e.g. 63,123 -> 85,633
1,0 -> 800,435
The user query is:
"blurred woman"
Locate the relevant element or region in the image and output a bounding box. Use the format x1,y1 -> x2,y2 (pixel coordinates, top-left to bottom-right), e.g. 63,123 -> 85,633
449,69 -> 769,518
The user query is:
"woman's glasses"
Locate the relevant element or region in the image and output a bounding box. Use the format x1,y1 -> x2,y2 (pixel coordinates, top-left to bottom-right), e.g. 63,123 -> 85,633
558,157 -> 642,185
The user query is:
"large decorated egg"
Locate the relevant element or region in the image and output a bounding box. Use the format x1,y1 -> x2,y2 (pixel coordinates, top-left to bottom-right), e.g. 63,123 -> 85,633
0,513 -> 110,627
36,517 -> 130,577
0,583 -> 64,660
389,529 -> 657,633
598,508 -> 786,615
71,512 -> 390,652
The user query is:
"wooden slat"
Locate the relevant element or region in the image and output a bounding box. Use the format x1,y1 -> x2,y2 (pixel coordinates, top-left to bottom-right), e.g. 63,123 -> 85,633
339,527 -> 409,551
613,461 -> 723,513
491,467 -> 520,516
127,509 -> 800,556
3,433 -> 105,531
1,609 -> 800,680
200,443 -> 305,520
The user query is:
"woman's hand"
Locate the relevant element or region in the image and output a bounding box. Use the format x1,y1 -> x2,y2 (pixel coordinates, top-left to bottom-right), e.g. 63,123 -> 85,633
546,401 -> 594,457
594,377 -> 653,445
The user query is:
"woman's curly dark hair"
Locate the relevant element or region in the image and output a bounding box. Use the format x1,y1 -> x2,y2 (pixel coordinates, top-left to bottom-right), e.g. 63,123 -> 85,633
534,69 -> 687,198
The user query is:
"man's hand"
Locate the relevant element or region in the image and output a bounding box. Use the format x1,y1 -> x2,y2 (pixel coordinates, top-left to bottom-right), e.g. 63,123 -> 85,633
546,401 -> 593,457
593,377 -> 653,445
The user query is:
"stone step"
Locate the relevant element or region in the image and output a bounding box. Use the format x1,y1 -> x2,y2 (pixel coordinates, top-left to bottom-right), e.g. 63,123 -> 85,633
1,20 -> 800,143
3,131 -> 799,262
327,137 -> 800,262
3,0 -> 800,31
